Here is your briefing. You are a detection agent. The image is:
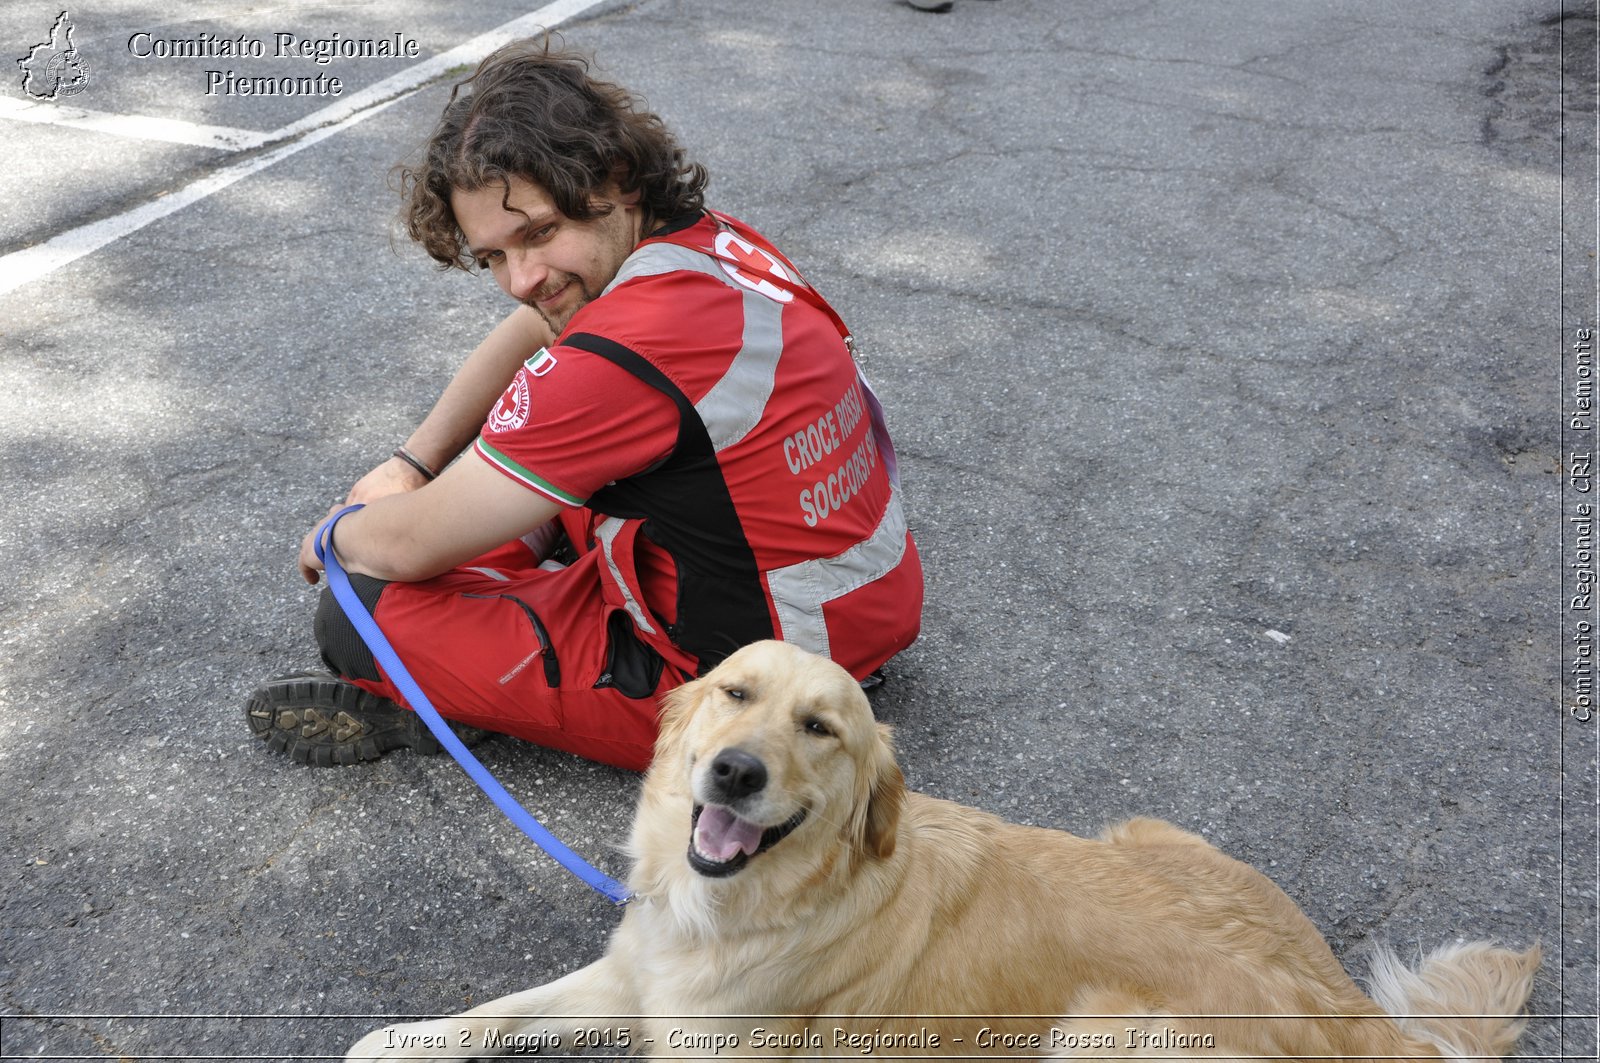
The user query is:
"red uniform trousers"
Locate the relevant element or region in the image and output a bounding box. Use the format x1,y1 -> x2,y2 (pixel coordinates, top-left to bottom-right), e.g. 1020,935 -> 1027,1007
322,517 -> 685,772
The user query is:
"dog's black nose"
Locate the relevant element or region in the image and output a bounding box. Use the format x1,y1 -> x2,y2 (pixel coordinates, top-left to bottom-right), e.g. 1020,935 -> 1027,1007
708,748 -> 768,802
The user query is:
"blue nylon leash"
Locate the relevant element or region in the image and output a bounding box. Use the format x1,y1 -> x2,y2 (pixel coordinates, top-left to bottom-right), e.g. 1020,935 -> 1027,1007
313,504 -> 634,906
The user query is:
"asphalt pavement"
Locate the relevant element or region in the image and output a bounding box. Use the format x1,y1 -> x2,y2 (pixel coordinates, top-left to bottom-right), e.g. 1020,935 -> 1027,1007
1,1 -> 1594,1060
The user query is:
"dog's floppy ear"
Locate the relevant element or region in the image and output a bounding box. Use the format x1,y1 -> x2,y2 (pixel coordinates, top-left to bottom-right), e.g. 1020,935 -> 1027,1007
856,723 -> 905,861
653,674 -> 706,763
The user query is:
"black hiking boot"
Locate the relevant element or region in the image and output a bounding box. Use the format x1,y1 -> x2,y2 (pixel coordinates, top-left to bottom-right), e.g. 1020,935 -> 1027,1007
245,672 -> 485,767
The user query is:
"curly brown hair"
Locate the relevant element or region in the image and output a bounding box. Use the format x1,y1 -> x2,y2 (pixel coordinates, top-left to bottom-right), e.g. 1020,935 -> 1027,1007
398,37 -> 708,271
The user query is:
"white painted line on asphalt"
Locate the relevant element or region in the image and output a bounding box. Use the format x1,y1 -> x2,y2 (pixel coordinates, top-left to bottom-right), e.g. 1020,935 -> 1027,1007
272,0 -> 614,145
0,95 -> 270,150
0,0 -> 611,297
0,94 -> 403,298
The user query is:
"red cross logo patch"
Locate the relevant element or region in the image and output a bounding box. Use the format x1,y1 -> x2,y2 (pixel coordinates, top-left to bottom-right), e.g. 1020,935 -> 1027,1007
714,231 -> 795,304
487,371 -> 531,433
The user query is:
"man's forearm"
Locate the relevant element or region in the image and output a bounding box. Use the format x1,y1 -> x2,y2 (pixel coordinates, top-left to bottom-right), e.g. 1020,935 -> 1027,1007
312,454 -> 563,584
404,306 -> 555,470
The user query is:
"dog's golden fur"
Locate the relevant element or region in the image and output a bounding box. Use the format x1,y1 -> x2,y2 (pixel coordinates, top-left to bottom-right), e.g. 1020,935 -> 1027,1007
348,641 -> 1538,1061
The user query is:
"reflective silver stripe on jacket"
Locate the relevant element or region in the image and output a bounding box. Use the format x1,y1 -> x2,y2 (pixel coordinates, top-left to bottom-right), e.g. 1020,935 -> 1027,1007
765,485 -> 909,659
695,290 -> 782,451
604,239 -> 785,452
595,516 -> 657,635
603,241 -> 724,294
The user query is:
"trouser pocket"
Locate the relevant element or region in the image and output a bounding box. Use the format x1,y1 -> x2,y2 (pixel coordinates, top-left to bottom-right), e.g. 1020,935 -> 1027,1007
594,610 -> 666,699
462,592 -> 561,688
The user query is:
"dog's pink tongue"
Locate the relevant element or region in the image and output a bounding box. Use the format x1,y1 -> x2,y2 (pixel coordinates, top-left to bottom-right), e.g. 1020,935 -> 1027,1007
696,805 -> 764,861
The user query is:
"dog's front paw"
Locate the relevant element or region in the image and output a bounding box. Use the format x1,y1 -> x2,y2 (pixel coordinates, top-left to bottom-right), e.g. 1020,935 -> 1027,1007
346,1019 -> 463,1061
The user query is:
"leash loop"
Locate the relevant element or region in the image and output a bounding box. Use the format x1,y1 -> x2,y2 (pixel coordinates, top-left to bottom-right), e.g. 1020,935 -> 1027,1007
313,505 -> 634,905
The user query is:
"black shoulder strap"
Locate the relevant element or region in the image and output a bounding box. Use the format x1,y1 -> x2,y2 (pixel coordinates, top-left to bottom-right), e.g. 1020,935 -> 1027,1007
562,331 -> 775,671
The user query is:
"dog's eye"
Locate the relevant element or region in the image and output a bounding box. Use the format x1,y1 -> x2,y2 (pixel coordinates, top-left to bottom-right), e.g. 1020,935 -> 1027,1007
723,687 -> 746,702
803,717 -> 834,738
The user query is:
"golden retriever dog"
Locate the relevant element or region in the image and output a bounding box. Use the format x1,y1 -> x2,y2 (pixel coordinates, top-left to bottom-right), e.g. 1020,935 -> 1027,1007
347,641 -> 1538,1061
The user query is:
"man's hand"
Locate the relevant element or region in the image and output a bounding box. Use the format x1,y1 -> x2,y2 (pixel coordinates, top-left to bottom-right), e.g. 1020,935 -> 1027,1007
345,454 -> 432,506
298,503 -> 346,584
296,457 -> 564,586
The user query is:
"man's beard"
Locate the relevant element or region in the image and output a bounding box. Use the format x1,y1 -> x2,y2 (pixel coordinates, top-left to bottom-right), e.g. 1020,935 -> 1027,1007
525,278 -> 598,335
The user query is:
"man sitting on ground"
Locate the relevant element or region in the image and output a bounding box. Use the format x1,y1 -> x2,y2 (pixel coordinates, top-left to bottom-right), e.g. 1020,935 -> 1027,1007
246,39 -> 923,772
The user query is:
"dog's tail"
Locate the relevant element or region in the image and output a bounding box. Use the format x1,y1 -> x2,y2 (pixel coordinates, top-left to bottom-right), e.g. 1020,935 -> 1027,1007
1365,941 -> 1540,1061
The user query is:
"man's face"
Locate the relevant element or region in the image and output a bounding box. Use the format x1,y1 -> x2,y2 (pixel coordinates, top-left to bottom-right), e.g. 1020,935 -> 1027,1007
452,176 -> 644,335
